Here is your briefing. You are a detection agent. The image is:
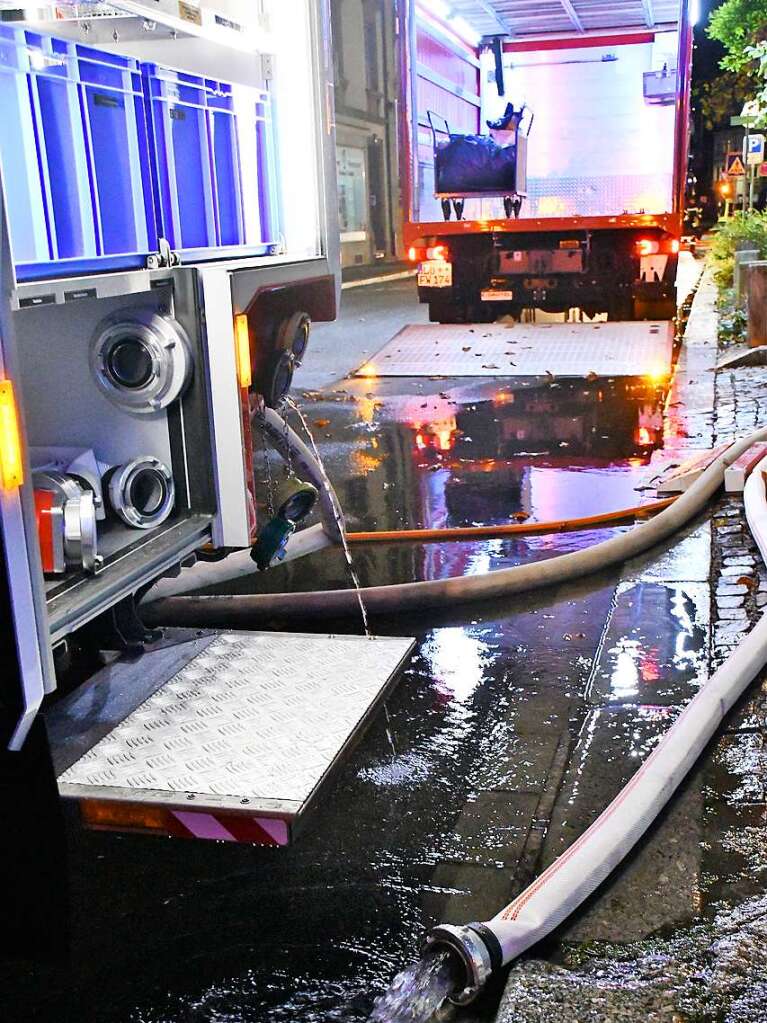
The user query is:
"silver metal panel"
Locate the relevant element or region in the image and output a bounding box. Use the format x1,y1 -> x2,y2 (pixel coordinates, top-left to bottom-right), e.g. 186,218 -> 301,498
197,268 -> 250,548
45,514 -> 211,641
359,320 -> 673,378
447,0 -> 680,37
58,631 -> 414,813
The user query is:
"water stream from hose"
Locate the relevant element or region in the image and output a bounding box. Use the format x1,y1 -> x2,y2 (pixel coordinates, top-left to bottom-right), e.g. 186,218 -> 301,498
285,400 -> 401,754
369,951 -> 459,1022
286,397 -> 370,637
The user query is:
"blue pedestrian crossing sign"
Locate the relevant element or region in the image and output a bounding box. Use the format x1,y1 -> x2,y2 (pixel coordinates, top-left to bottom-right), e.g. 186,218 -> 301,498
726,152 -> 746,176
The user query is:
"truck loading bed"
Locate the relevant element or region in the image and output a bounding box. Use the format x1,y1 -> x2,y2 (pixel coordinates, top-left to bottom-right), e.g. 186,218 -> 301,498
358,320 -> 674,380
46,630 -> 414,845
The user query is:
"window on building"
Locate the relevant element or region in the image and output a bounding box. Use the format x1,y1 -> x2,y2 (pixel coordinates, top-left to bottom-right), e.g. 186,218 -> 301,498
337,145 -> 368,241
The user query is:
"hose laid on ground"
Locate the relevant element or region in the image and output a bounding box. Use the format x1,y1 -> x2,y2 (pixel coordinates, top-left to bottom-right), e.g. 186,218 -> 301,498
346,498 -> 677,545
144,498 -> 679,602
423,450 -> 767,1005
143,428 -> 767,627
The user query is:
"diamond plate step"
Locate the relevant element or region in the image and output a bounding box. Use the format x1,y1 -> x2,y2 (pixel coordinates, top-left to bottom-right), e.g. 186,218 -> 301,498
46,630 -> 414,845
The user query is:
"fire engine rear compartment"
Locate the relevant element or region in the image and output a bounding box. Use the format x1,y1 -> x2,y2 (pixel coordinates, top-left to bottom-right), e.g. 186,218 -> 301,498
0,1 -> 397,844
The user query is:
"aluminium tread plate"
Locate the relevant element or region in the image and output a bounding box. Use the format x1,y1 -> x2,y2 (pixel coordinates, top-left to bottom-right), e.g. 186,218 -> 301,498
358,321 -> 673,379
54,631 -> 414,841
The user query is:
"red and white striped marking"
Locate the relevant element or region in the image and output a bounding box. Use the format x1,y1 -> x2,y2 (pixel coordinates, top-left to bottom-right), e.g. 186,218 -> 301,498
169,810 -> 290,846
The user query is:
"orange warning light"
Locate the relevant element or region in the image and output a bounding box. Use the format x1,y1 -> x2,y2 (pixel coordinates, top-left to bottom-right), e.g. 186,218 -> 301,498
233,314 -> 252,388
0,379 -> 24,490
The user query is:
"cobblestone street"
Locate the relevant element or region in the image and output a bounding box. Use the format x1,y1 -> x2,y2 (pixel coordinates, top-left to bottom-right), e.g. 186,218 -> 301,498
495,273 -> 767,1022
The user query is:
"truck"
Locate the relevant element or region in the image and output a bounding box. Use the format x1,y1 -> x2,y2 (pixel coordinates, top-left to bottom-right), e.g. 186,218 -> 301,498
0,0 -> 414,960
401,0 -> 693,322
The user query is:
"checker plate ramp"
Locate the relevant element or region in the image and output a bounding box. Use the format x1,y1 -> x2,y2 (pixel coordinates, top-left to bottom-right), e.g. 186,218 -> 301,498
52,631 -> 414,844
359,321 -> 673,378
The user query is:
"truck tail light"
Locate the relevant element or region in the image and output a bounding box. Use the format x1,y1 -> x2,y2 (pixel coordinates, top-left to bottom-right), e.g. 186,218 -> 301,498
408,244 -> 450,262
636,238 -> 660,256
234,314 -> 253,388
636,238 -> 680,257
0,379 -> 24,490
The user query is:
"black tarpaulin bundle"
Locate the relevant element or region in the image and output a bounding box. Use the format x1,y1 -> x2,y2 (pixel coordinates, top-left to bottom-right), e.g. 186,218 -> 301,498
435,134 -> 517,194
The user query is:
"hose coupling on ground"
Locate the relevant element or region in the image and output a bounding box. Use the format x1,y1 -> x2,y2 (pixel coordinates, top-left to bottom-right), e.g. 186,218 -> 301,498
422,922 -> 502,1004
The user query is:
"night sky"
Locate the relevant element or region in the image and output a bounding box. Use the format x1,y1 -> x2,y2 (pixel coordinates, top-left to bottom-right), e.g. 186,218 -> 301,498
693,0 -> 726,87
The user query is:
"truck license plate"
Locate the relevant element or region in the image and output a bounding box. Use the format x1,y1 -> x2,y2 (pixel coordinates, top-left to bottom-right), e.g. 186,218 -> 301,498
418,260 -> 452,288
481,289 -> 514,301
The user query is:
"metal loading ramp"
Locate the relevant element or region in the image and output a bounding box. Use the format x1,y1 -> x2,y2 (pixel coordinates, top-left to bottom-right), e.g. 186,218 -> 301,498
357,321 -> 674,379
47,631 -> 414,845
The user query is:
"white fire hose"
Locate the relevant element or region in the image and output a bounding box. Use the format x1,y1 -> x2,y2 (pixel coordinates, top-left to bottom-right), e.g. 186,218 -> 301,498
144,429 -> 767,625
424,450 -> 767,1005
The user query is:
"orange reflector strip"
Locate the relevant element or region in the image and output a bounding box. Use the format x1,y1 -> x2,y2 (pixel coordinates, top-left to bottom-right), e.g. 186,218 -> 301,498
0,379 -> 24,490
81,800 -> 172,833
234,314 -> 252,388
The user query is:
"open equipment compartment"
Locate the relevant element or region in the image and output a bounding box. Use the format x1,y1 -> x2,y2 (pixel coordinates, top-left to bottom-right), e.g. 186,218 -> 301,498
11,268 -> 218,641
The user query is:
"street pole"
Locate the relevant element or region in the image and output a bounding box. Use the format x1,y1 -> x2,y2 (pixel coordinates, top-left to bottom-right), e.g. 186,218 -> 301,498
743,127 -> 750,212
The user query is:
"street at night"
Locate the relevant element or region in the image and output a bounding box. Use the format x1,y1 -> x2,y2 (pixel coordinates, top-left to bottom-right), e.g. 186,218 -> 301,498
2,1 -> 767,1022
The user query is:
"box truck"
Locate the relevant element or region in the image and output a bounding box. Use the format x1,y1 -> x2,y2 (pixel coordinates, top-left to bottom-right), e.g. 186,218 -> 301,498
402,0 -> 693,322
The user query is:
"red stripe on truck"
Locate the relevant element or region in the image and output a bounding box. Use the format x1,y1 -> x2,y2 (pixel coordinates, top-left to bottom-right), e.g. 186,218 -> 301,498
503,32 -> 655,53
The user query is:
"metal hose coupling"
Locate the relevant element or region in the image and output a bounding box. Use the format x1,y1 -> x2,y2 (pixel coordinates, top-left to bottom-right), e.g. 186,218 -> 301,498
422,922 -> 502,1005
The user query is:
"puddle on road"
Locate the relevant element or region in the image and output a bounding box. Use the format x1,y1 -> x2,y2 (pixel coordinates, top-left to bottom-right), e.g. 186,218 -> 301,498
243,376 -> 666,601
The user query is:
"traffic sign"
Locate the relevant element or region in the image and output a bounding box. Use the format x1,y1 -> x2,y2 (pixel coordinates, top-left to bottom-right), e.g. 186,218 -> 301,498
760,162 -> 767,178
726,151 -> 746,176
747,134 -> 766,166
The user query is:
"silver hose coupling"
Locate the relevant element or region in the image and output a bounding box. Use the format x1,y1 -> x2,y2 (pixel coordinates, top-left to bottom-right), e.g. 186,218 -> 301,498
422,922 -> 500,1005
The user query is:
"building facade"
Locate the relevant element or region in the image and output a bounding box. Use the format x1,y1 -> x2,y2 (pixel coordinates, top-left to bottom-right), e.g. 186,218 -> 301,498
330,0 -> 404,268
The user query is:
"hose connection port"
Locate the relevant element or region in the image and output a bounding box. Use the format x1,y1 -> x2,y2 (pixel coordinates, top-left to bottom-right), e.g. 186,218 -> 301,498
422,923 -> 500,1005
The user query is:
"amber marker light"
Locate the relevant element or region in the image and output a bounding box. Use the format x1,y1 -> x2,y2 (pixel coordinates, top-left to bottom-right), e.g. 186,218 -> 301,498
234,314 -> 252,388
0,379 -> 24,490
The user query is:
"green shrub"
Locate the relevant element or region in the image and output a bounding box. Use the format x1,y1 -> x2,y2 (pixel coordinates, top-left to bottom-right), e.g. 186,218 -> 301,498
718,301 -> 748,346
707,211 -> 767,291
